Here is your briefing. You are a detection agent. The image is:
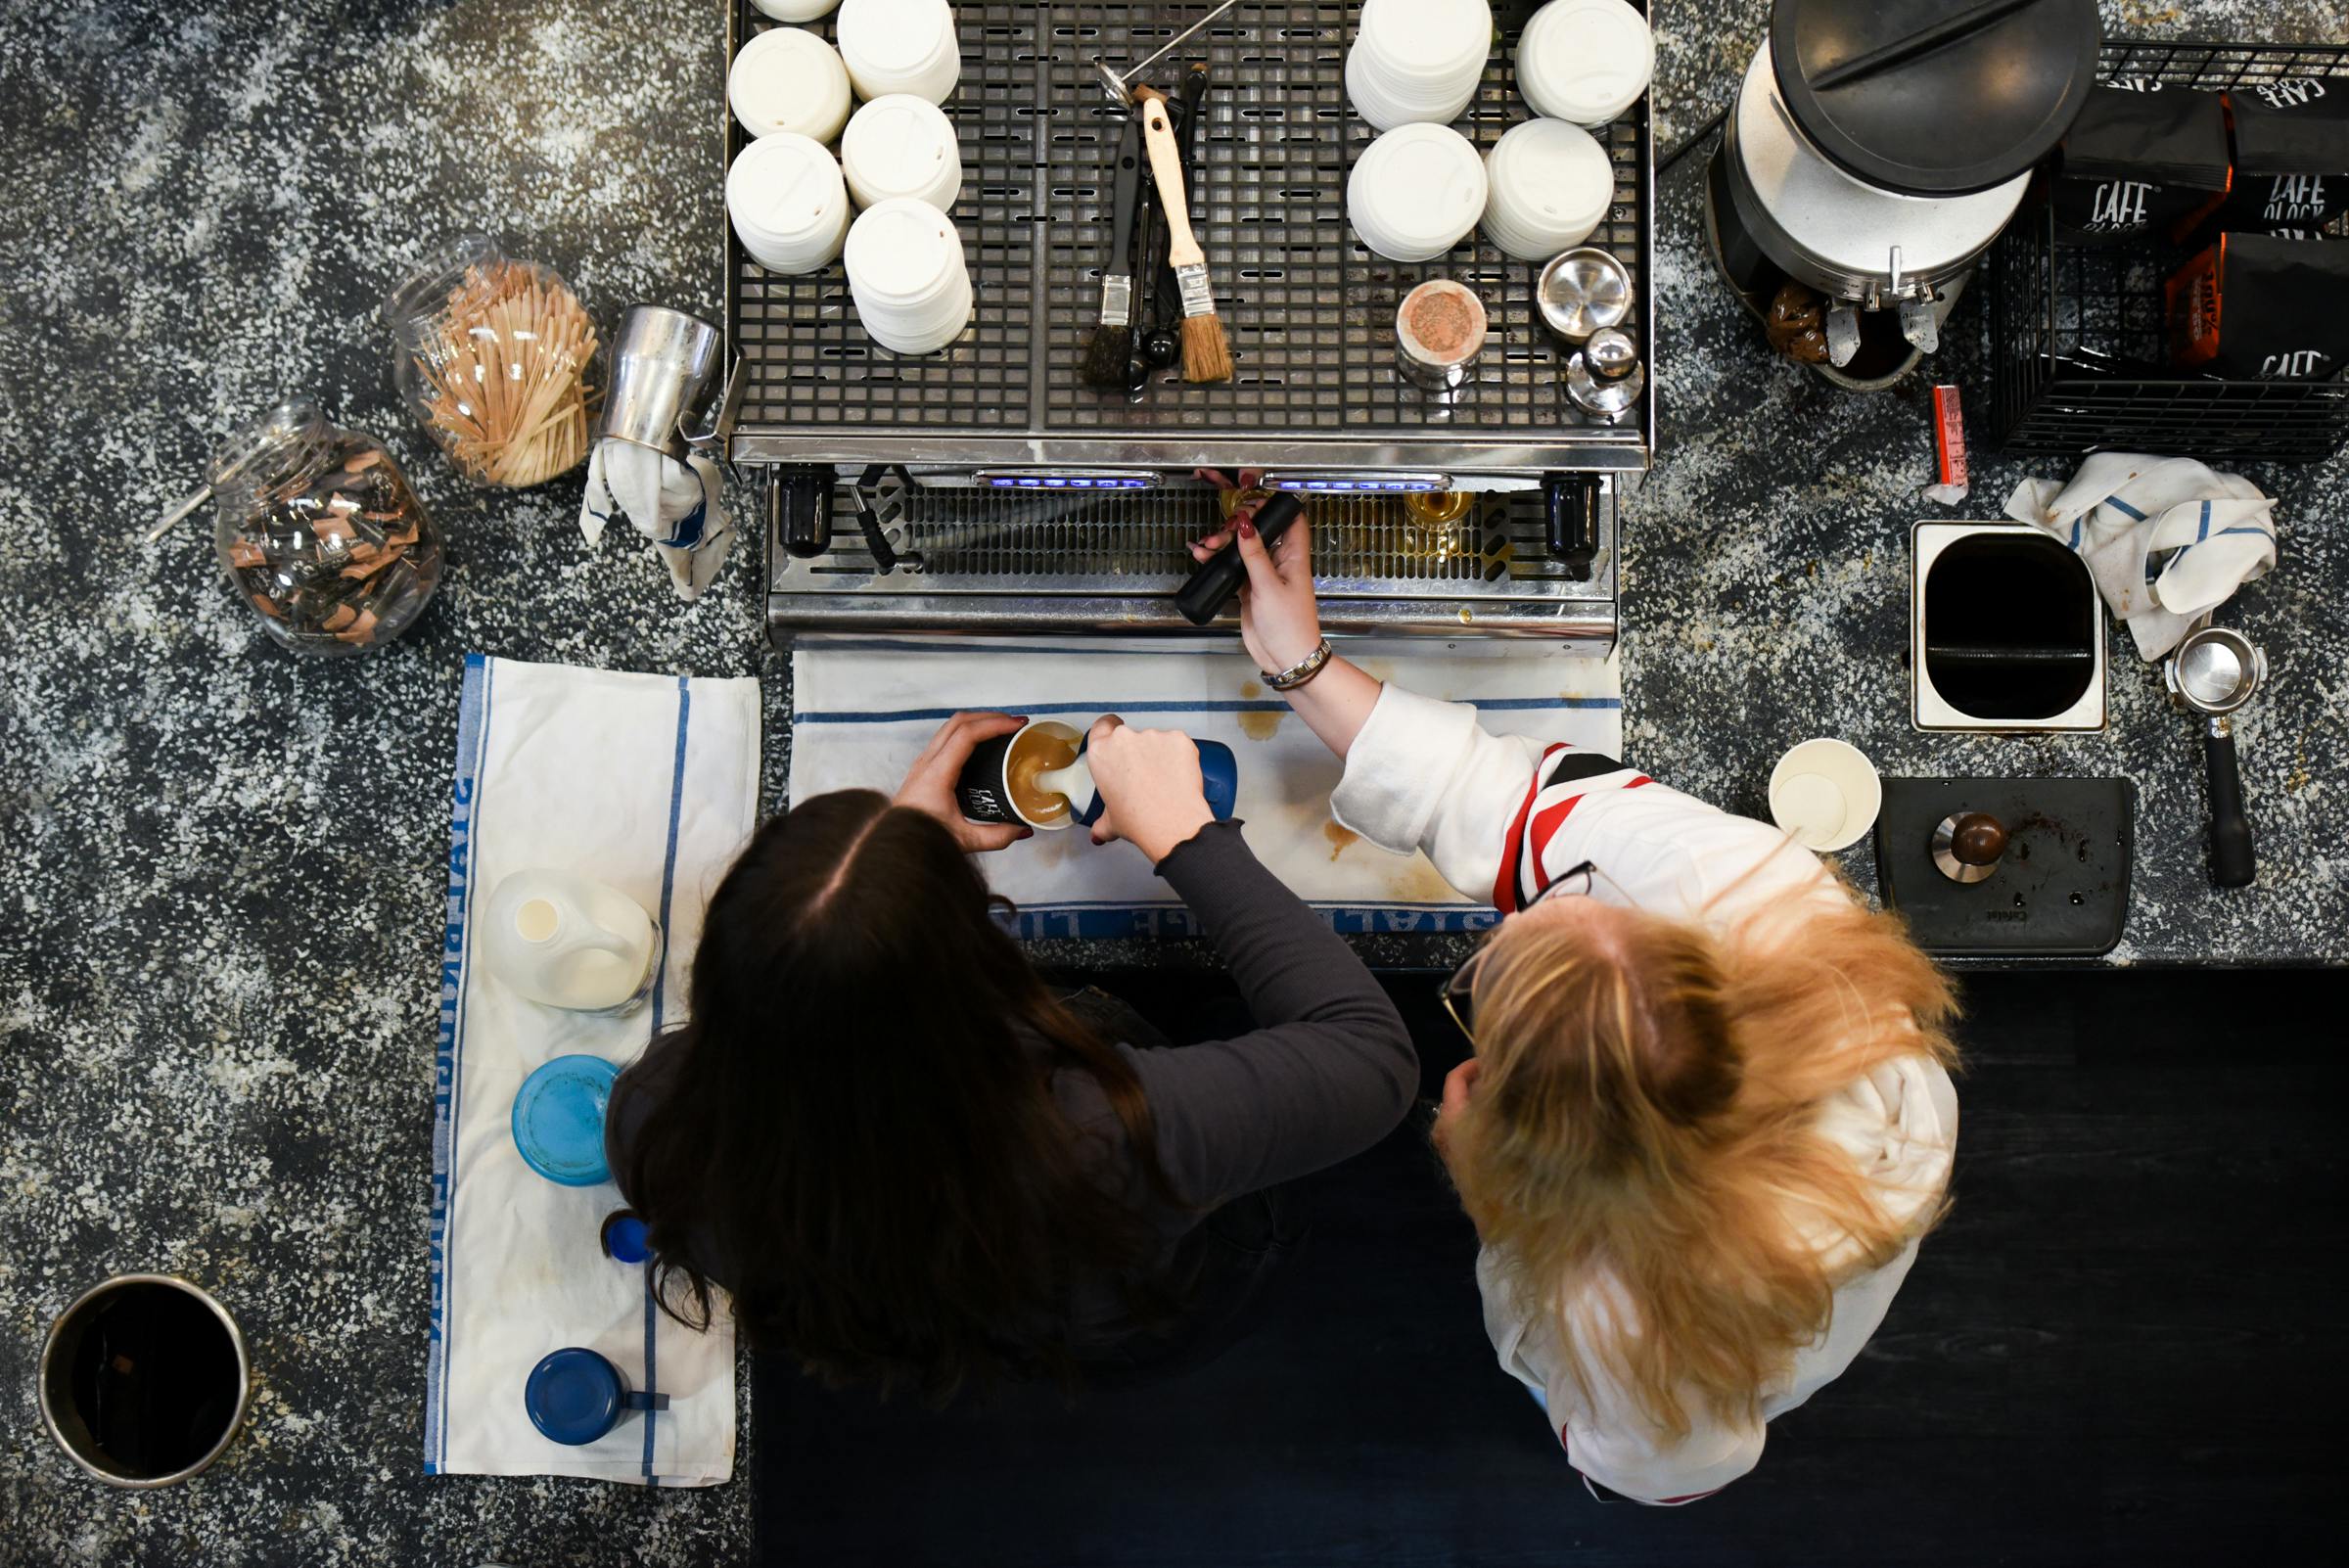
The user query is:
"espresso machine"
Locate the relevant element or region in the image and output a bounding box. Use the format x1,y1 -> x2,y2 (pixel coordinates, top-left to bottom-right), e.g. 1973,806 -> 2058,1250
1705,0 -> 2099,383
725,1 -> 1658,650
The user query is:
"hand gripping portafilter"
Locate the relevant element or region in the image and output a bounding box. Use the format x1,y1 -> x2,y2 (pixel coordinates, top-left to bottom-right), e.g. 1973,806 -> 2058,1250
1174,492 -> 1302,625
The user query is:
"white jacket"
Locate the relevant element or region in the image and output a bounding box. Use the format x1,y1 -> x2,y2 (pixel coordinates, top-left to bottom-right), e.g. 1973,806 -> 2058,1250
1330,683 -> 1959,1504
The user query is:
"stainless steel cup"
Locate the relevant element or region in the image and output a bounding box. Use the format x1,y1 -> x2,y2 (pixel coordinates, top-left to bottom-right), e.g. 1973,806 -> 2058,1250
40,1273 -> 253,1488
599,305 -> 738,461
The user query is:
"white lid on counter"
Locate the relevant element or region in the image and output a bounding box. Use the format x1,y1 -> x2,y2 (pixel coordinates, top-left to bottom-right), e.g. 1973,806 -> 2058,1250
837,0 -> 962,104
752,0 -> 840,19
727,132 -> 852,274
841,94 -> 963,211
1517,0 -> 1654,127
1481,117 -> 1616,260
1349,123 -> 1489,262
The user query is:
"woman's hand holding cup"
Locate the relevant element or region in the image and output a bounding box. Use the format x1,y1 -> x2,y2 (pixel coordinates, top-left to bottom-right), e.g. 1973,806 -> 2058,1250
1082,716 -> 1216,860
896,711 -> 1032,853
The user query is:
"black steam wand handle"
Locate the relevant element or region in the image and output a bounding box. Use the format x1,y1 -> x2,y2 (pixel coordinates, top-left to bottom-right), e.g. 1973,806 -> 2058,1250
2203,718 -> 2255,888
1176,492 -> 1303,625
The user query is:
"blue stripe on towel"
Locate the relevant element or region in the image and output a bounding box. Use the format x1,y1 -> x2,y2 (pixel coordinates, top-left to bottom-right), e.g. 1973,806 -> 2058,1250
798,696 -> 1621,724
641,675 -> 692,1482
2106,495 -> 2148,521
428,653 -> 496,1474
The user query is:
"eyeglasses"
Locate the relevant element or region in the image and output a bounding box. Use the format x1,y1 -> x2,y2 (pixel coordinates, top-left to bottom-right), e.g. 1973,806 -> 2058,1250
1438,860 -> 1618,1044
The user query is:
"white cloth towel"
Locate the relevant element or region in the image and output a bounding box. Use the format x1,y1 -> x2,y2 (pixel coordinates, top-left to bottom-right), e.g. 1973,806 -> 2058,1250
788,635 -> 1622,935
427,654 -> 760,1485
2004,453 -> 2279,660
578,439 -> 737,600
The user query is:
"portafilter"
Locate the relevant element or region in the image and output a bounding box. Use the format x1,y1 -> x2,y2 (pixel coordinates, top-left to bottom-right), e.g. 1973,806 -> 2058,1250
2163,623 -> 2267,889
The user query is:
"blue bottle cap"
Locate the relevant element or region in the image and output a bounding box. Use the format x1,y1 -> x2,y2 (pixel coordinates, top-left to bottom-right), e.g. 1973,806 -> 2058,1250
603,1213 -> 651,1265
512,1054 -> 621,1186
525,1347 -> 622,1446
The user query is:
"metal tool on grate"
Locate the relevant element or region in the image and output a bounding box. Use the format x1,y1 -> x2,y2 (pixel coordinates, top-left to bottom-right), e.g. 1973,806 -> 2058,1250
726,2 -> 1653,645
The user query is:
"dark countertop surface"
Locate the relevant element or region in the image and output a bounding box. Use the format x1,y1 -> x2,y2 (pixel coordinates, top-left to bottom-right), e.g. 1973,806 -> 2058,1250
3,1 -> 2343,1564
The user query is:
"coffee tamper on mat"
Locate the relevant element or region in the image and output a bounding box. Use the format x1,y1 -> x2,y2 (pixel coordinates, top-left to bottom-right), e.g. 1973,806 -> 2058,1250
1176,492 -> 1303,624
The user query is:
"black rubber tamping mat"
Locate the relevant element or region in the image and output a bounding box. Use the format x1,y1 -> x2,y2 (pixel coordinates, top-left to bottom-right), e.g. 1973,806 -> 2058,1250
1873,777 -> 2136,958
725,1 -> 1649,441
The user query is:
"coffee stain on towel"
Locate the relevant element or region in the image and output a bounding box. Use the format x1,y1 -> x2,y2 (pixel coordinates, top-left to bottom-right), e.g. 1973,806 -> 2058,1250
1238,709 -> 1282,741
1324,821 -> 1359,861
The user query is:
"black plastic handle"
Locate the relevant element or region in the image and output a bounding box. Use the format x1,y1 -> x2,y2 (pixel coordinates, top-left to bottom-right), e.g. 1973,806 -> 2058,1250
772,465 -> 831,560
1175,492 -> 1302,625
1544,473 -> 1600,579
1109,116 -> 1144,283
2204,724 -> 2255,888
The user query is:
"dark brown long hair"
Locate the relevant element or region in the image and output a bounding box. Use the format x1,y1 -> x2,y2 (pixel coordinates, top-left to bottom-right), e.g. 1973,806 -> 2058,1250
617,789 -> 1174,1400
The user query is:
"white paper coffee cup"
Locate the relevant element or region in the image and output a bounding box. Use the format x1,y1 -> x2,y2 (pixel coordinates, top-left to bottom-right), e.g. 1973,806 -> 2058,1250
846,197 -> 973,355
1517,0 -> 1654,127
842,94 -> 963,211
1481,117 -> 1616,260
1346,0 -> 1492,130
1349,123 -> 1488,262
1768,739 -> 1883,853
729,26 -> 852,144
728,132 -> 852,274
837,0 -> 962,105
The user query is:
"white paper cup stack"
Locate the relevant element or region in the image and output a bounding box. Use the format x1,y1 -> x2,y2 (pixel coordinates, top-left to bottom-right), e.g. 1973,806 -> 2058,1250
837,0 -> 962,105
1348,123 -> 1489,262
1481,117 -> 1617,260
729,26 -> 853,143
842,94 -> 963,211
1345,0 -> 1492,131
752,0 -> 839,19
846,197 -> 973,355
1517,0 -> 1655,127
728,132 -> 852,274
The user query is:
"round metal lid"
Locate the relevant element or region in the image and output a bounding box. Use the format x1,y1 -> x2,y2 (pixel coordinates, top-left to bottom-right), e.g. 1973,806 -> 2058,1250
1772,0 -> 2100,197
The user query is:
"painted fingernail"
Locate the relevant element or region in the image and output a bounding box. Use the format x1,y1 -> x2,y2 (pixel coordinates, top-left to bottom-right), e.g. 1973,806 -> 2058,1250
1018,827 -> 1034,840
1238,518 -> 1257,538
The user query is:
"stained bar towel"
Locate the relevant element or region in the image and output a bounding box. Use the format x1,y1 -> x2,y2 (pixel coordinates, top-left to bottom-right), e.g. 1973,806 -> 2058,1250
789,636 -> 1622,938
427,654 -> 760,1484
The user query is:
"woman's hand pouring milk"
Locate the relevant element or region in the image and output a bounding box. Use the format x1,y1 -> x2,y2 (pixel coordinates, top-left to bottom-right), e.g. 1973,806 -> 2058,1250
1082,717 -> 1218,860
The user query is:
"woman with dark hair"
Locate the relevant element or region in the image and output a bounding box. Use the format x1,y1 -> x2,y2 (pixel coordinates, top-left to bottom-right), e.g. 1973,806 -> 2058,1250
608,712 -> 1415,1399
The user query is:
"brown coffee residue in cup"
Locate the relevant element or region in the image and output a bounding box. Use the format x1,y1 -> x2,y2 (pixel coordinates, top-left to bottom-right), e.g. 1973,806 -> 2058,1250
1402,285 -> 1484,361
1007,730 -> 1080,821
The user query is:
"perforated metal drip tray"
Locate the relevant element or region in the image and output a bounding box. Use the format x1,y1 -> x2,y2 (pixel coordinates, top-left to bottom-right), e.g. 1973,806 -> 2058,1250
765,478 -> 1618,646
722,1 -> 1656,476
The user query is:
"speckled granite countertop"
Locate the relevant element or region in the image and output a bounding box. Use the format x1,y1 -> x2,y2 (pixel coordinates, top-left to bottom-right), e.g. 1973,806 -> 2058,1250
2,1 -> 2342,1564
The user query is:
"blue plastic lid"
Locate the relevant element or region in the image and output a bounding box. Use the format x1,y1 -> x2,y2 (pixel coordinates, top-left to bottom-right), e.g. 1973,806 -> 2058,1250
604,1214 -> 651,1265
512,1054 -> 621,1186
525,1347 -> 622,1446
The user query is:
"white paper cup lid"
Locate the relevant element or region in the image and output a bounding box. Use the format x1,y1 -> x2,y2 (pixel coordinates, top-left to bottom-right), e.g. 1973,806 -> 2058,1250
1359,0 -> 1492,81
843,95 -> 958,202
839,0 -> 952,74
1521,0 -> 1654,124
753,0 -> 839,19
730,28 -> 851,141
728,132 -> 849,247
847,198 -> 964,303
1353,125 -> 1488,252
1487,118 -> 1615,240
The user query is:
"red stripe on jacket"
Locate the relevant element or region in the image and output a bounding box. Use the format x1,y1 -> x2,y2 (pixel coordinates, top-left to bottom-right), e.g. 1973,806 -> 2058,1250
1492,744 -> 1567,912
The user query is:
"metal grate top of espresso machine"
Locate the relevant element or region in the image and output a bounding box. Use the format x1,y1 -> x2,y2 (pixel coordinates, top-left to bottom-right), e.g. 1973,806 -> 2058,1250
729,2 -> 1652,648
767,475 -> 1615,649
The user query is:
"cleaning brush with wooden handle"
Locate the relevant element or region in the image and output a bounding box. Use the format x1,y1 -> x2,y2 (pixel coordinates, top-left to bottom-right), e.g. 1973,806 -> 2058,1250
1080,115 -> 1147,388
1134,86 -> 1232,385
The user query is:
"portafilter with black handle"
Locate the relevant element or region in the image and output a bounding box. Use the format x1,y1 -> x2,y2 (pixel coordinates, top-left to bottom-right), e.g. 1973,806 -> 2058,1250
2163,623 -> 2268,889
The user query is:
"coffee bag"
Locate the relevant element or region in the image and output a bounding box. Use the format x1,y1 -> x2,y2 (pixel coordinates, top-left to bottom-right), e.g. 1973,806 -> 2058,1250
2167,232 -> 2349,381
2048,82 -> 2230,245
2214,76 -> 2349,238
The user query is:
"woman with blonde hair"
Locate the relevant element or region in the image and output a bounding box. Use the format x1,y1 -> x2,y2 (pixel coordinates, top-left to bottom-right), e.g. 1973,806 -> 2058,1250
1188,491 -> 1959,1502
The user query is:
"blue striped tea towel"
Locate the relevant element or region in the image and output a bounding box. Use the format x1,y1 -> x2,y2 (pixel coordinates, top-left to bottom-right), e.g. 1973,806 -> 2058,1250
428,654 -> 760,1485
789,635 -> 1622,939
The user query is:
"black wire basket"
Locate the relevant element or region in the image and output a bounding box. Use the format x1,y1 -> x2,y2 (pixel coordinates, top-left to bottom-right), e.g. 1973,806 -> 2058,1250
1988,38 -> 2349,463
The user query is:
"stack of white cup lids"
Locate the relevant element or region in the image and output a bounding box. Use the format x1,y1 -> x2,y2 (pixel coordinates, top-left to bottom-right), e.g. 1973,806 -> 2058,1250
1344,0 -> 1492,131
728,26 -> 853,142
1480,118 -> 1616,260
1517,0 -> 1654,127
752,0 -> 839,18
836,0 -> 962,105
841,94 -> 963,211
1349,124 -> 1489,262
728,132 -> 853,275
845,197 -> 973,355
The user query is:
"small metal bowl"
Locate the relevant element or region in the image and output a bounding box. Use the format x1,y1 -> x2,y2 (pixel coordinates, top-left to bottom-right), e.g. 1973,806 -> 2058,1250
39,1273 -> 253,1488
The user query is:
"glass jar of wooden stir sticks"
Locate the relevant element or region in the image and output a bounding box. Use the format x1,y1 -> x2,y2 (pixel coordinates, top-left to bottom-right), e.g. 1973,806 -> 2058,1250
384,234 -> 600,488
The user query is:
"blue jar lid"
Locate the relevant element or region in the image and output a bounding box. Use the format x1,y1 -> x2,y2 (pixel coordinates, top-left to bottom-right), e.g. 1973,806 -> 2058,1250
525,1347 -> 622,1446
511,1055 -> 621,1186
604,1214 -> 651,1265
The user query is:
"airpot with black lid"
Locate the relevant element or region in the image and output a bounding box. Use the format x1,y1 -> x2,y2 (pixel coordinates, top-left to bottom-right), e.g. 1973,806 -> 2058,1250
1707,0 -> 2101,375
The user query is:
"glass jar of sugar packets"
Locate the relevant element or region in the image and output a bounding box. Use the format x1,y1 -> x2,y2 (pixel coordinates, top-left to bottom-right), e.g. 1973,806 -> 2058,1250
384,233 -> 600,489
209,401 -> 443,656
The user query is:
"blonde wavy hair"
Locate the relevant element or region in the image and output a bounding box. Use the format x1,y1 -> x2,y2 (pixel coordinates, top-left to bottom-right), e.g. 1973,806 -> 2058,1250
1444,873 -> 1959,1442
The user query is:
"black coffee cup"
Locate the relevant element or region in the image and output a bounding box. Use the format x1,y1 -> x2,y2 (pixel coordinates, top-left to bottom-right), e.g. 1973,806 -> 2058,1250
955,718 -> 1084,829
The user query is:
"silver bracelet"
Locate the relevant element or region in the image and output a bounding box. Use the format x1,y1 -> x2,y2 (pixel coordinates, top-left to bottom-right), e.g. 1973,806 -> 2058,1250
1263,638 -> 1334,692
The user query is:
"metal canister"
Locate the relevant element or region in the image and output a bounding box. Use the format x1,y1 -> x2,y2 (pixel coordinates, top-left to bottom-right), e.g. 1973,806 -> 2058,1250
600,305 -> 738,461
1537,248 -> 1634,345
1395,280 -> 1488,392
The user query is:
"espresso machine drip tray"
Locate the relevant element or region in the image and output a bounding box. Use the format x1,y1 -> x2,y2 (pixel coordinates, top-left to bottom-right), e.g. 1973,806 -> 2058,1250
765,477 -> 1617,647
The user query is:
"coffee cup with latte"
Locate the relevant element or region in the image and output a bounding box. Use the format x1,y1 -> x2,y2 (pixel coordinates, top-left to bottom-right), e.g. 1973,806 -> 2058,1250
957,716 -> 1240,834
